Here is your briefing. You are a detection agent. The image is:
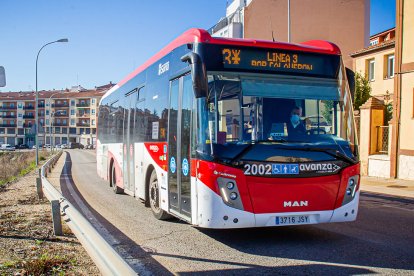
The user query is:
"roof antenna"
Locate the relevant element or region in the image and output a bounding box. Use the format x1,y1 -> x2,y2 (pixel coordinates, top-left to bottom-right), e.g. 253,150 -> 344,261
270,16 -> 276,42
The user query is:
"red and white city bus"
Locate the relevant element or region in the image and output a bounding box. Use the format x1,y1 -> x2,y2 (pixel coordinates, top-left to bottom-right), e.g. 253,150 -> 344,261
97,29 -> 360,228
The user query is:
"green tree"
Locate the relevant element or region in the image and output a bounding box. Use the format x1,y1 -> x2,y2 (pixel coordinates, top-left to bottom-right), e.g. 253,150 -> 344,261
353,72 -> 372,110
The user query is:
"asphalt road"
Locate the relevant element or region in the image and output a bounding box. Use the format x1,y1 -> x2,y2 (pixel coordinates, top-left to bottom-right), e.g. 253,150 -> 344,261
60,149 -> 414,275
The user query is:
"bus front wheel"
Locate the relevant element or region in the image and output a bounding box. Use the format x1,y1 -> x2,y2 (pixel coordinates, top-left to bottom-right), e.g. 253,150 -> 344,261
149,170 -> 171,220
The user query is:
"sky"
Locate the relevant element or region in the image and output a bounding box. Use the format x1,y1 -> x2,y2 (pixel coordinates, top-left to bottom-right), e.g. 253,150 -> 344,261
0,0 -> 396,92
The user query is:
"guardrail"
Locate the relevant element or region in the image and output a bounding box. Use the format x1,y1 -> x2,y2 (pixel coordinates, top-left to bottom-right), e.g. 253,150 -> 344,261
37,151 -> 136,275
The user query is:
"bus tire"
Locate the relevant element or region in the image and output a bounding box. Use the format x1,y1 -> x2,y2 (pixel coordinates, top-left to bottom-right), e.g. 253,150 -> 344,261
111,163 -> 123,194
149,170 -> 171,220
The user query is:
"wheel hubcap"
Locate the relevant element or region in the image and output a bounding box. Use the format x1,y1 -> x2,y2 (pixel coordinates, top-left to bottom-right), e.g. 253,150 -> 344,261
150,180 -> 160,212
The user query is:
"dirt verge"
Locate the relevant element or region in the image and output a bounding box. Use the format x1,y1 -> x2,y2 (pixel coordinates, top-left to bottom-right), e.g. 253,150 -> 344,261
0,165 -> 99,275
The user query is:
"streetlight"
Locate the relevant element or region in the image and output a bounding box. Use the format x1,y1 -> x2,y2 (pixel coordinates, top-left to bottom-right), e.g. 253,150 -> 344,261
35,38 -> 68,166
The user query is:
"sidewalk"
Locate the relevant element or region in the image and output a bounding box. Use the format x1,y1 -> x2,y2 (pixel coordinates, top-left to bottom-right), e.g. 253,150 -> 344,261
360,176 -> 414,199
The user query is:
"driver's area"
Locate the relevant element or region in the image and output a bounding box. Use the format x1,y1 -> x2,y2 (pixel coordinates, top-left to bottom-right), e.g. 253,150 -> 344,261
205,73 -> 339,145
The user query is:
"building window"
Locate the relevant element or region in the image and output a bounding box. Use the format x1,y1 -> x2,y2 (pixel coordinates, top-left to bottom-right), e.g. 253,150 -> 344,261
71,119 -> 75,125
46,110 -> 49,115
18,121 -> 22,126
370,39 -> 379,46
367,59 -> 375,81
18,114 -> 22,118
46,119 -> 49,125
92,119 -> 95,126
71,100 -> 75,106
18,103 -> 23,108
386,54 -> 394,78
71,109 -> 75,115
91,109 -> 95,115
91,98 -> 96,104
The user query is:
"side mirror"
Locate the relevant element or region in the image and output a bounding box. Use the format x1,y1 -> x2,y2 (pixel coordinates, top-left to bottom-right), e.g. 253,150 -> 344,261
0,66 -> 6,87
346,67 -> 355,100
181,52 -> 207,98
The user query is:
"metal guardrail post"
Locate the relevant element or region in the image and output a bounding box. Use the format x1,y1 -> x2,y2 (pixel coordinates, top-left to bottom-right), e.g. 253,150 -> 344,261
36,177 -> 43,199
51,199 -> 63,236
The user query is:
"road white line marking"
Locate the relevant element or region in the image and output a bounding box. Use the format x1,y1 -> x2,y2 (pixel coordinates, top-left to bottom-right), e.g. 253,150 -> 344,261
63,161 -> 151,275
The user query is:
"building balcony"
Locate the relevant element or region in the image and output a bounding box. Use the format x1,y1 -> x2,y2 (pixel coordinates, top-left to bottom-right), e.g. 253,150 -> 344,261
23,123 -> 34,128
0,114 -> 16,118
0,124 -> 17,128
52,103 -> 69,108
76,103 -> 90,108
53,122 -> 69,126
23,114 -> 35,119
23,106 -> 35,110
0,106 -> 17,110
54,113 -> 69,117
38,104 -> 45,108
77,113 -> 91,118
76,123 -> 90,127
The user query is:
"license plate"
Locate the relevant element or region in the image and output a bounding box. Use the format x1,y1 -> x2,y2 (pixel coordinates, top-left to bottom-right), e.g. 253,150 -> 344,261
275,215 -> 309,225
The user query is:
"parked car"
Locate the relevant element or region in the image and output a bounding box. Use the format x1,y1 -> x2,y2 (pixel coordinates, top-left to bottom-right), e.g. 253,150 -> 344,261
69,142 -> 84,149
43,144 -> 51,149
15,144 -> 29,149
1,144 -> 16,151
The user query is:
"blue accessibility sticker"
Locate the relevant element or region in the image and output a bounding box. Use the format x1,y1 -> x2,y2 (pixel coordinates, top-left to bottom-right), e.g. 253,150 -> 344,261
170,157 -> 176,174
182,158 -> 189,176
272,163 -> 299,175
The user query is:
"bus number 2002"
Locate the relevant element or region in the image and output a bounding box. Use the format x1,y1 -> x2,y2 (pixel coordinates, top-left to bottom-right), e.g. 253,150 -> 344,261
244,163 -> 272,175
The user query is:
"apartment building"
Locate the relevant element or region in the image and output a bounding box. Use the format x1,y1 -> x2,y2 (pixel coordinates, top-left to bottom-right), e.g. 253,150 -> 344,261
209,0 -> 369,69
351,28 -> 395,102
0,83 -> 113,146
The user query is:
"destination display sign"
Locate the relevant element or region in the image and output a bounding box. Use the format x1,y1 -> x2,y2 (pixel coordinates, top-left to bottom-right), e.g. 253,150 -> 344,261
221,47 -> 339,78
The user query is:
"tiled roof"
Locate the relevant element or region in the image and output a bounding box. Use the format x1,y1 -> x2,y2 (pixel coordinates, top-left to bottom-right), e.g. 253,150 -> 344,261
350,39 -> 395,57
0,83 -> 115,101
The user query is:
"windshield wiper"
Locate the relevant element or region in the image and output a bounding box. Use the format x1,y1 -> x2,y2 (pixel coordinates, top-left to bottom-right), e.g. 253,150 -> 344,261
229,140 -> 285,163
272,146 -> 358,165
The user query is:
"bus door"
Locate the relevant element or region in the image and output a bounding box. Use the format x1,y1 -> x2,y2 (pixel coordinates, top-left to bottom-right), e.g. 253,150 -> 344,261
123,90 -> 138,195
168,74 -> 193,220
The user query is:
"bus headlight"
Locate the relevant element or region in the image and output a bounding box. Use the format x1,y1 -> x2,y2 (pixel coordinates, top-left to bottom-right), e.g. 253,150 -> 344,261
342,175 -> 359,206
226,182 -> 235,190
217,177 -> 244,210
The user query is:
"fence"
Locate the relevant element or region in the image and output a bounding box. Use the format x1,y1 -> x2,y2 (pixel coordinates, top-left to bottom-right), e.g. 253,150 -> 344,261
376,125 -> 389,154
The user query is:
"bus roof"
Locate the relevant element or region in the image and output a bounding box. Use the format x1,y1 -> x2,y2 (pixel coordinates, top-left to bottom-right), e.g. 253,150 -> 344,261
102,28 -> 341,101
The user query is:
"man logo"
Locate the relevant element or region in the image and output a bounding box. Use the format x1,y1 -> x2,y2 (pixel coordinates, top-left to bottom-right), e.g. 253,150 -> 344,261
284,201 -> 308,207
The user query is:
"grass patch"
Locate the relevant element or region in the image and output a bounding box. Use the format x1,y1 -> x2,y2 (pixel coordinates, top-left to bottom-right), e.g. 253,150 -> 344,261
0,254 -> 72,275
0,152 -> 50,187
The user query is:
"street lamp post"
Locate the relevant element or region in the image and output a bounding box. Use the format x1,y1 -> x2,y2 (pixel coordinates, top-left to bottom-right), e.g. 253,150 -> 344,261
35,38 -> 68,166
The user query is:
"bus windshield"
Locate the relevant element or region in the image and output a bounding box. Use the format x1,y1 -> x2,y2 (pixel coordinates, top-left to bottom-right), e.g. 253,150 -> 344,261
196,70 -> 358,162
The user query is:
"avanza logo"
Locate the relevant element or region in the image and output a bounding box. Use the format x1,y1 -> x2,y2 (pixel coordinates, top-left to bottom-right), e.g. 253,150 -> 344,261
149,145 -> 159,152
284,201 -> 308,207
158,61 -> 169,75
